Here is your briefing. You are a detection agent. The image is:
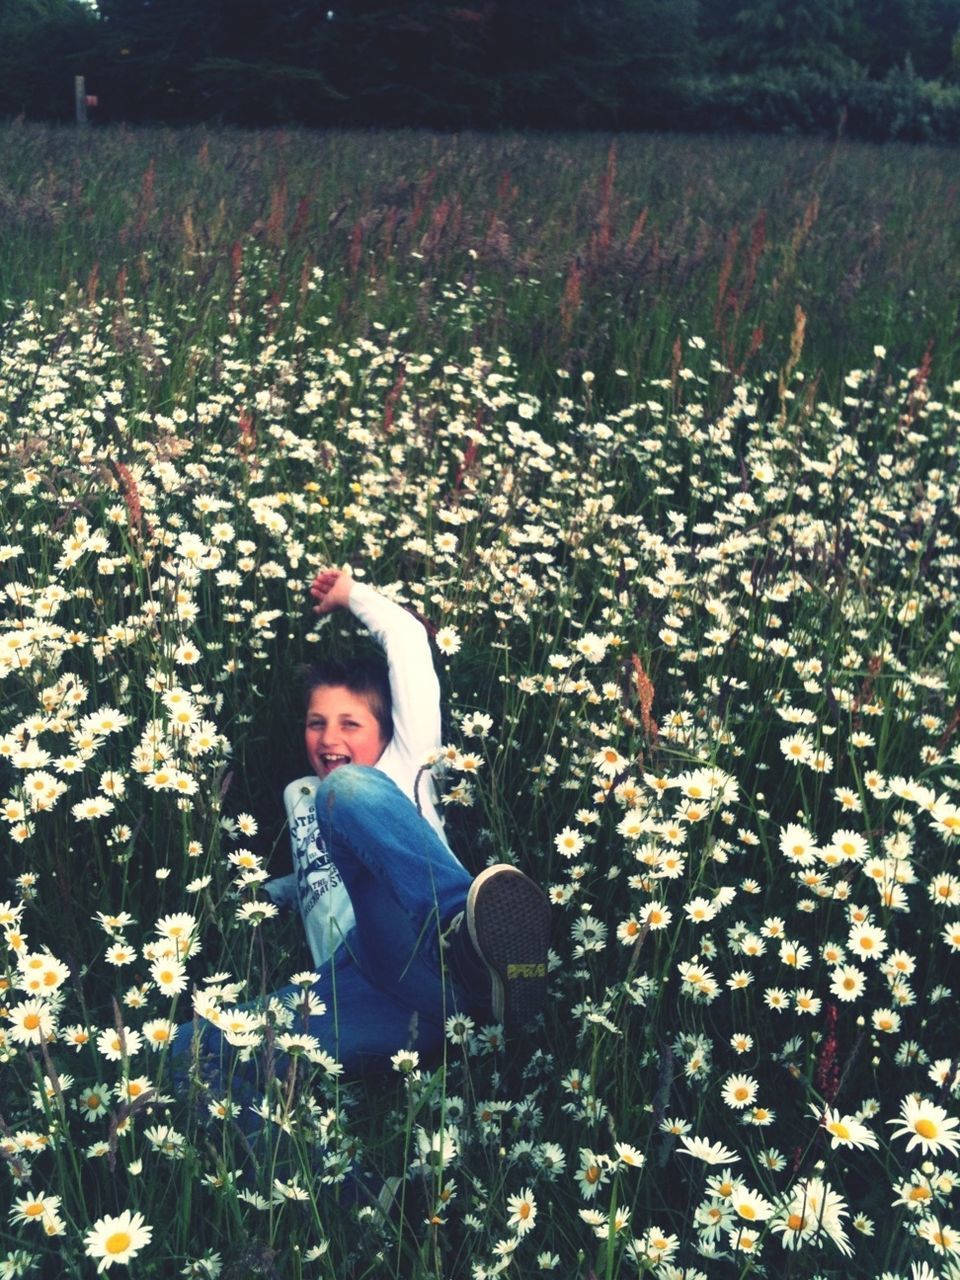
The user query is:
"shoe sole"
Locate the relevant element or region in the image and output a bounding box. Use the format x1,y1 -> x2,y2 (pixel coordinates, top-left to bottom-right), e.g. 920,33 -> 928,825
466,865 -> 550,1032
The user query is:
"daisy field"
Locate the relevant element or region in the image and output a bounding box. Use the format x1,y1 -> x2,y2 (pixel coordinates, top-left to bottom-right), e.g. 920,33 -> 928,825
0,124 -> 958,1279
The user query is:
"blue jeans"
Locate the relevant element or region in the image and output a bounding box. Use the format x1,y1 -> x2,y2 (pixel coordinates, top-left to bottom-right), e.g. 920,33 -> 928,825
171,766 -> 475,1107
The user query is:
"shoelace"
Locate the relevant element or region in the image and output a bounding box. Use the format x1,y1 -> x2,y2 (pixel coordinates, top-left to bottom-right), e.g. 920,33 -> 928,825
439,910 -> 464,949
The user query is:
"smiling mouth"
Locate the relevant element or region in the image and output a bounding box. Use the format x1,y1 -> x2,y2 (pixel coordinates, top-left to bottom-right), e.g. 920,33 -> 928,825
320,754 -> 351,771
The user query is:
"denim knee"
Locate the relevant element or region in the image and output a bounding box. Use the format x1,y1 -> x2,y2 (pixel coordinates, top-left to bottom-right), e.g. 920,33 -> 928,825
315,763 -> 394,819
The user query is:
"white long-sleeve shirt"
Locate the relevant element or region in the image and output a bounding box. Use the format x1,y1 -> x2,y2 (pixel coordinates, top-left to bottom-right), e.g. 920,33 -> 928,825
265,580 -> 454,965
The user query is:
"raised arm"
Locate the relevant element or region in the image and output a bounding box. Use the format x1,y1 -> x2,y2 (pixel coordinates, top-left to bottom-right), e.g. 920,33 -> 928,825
310,569 -> 442,764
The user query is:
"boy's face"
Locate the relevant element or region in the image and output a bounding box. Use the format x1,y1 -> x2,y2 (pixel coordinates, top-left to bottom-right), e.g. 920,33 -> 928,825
305,685 -> 387,779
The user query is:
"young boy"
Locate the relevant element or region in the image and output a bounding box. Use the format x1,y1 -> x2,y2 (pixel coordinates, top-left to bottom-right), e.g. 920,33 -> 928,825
177,569 -> 549,1089
264,567 -> 467,975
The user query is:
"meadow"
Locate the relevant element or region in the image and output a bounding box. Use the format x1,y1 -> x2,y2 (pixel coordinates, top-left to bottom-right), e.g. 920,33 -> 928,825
0,124 -> 958,1279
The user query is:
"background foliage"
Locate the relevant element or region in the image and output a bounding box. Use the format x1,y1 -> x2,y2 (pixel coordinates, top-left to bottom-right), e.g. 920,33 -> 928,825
6,0 -> 960,139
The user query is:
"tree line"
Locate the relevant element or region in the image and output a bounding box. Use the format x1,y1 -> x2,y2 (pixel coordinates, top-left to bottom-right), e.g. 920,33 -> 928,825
5,0 -> 960,139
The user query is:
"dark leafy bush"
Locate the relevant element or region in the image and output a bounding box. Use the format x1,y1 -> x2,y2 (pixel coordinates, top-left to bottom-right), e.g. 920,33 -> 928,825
672,66 -> 960,142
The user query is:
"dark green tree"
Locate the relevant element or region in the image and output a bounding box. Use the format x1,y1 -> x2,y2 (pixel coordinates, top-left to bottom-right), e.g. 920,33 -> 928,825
316,0 -> 642,128
609,0 -> 703,125
931,0 -> 960,77
847,0 -> 960,78
0,0 -> 100,119
93,0 -> 218,120
92,0 -> 342,123
702,0 -> 856,74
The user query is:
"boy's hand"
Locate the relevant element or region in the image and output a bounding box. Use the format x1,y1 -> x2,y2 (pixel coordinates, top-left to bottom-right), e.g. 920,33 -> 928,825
310,568 -> 353,615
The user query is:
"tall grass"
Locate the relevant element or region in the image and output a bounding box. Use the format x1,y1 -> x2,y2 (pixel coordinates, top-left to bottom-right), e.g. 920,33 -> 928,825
0,125 -> 959,396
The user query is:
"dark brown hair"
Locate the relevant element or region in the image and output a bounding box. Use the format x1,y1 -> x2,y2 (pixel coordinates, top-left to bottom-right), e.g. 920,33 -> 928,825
303,658 -> 393,745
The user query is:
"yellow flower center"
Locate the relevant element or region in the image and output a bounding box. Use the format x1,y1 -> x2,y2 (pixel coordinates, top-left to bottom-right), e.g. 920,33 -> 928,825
787,1212 -> 804,1231
739,1203 -> 756,1220
915,1118 -> 938,1139
23,1013 -> 41,1031
105,1231 -> 131,1256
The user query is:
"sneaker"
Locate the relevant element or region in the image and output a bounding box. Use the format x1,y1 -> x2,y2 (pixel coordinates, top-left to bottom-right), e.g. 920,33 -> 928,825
465,864 -> 550,1032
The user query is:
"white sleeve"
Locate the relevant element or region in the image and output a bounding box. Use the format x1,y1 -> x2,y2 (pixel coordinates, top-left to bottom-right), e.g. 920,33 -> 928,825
346,580 -> 441,763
